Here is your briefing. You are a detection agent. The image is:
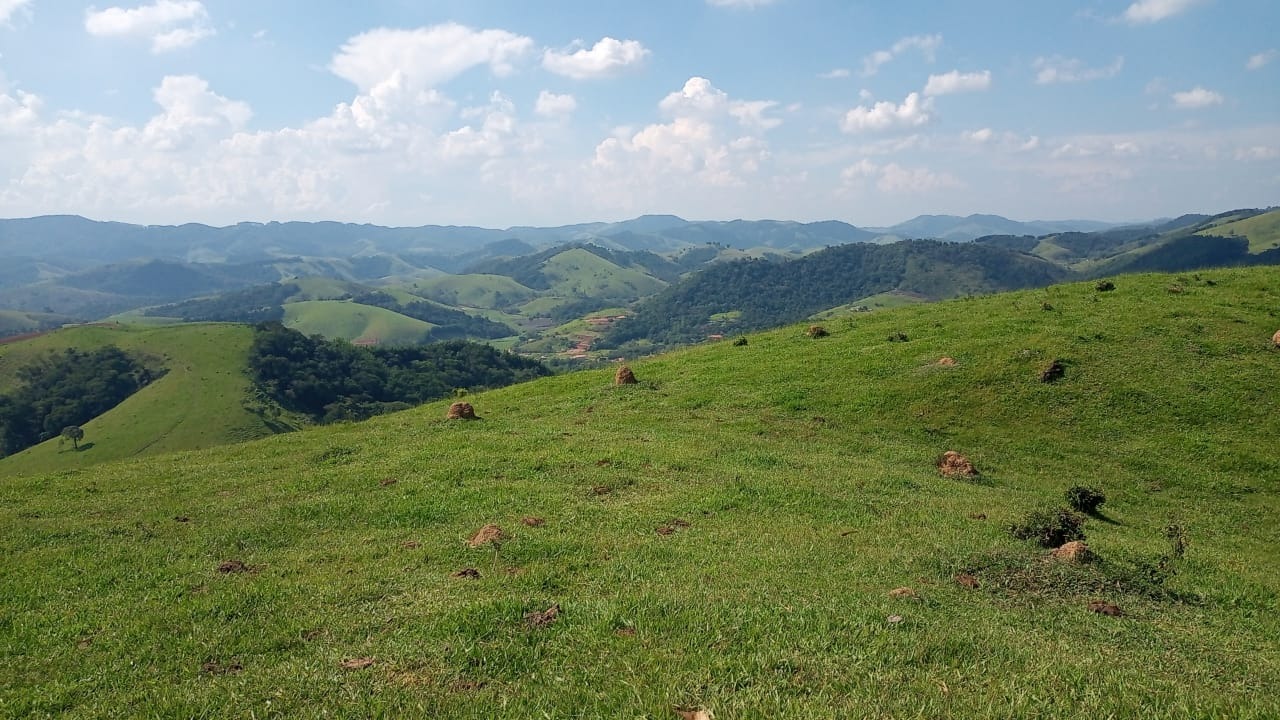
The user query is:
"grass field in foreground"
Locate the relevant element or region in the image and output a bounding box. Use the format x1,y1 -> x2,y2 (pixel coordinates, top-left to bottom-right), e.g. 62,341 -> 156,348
2,268 -> 1278,718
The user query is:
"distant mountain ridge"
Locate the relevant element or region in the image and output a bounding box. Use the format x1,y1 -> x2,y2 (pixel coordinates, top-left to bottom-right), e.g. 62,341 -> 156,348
0,213 -> 1128,267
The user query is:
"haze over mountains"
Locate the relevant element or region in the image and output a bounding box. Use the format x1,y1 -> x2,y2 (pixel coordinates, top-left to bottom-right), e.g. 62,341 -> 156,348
0,212 -> 1121,267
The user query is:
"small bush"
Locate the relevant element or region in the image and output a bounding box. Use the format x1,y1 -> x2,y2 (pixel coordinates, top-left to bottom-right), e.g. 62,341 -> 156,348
887,331 -> 909,342
1065,485 -> 1106,514
806,325 -> 829,338
1009,507 -> 1085,548
733,337 -> 749,347
1041,302 -> 1054,311
1095,280 -> 1116,292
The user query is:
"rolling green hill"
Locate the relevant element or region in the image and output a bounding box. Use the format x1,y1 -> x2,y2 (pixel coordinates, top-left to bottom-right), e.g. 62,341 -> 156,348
0,309 -> 74,338
409,274 -> 539,310
282,301 -> 435,345
1197,208 -> 1280,253
0,323 -> 294,475
3,268 -> 1278,717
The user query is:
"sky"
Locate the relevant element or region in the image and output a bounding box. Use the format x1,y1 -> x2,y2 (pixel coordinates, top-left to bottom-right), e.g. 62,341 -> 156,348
0,0 -> 1277,228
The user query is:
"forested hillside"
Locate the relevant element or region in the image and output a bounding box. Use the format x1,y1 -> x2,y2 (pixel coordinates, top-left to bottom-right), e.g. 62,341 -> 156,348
602,240 -> 1068,349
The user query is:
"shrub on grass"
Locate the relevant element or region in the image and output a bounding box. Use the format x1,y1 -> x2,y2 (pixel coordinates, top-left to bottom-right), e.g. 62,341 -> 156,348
1065,485 -> 1106,514
1009,507 -> 1085,548
806,325 -> 829,338
733,337 -> 749,346
1096,280 -> 1116,292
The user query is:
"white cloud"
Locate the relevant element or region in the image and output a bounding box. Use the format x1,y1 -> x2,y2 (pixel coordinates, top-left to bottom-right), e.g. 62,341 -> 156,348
1236,145 -> 1279,161
1033,56 -> 1124,84
965,128 -> 994,143
841,158 -> 960,193
534,90 -> 576,117
0,0 -> 32,24
1171,86 -> 1223,109
139,75 -> 251,151
1246,49 -> 1278,70
923,70 -> 991,96
0,88 -> 42,133
819,68 -> 851,80
659,76 -> 781,130
330,24 -> 534,93
542,37 -> 649,80
1121,0 -> 1205,24
588,77 -> 778,212
840,92 -> 933,133
84,0 -> 214,53
862,34 -> 942,77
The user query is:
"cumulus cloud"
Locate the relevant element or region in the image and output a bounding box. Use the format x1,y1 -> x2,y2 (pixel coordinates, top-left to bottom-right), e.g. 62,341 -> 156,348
819,68 -> 851,80
0,0 -> 32,25
1120,0 -> 1204,24
1246,49 -> 1277,70
84,0 -> 214,53
1033,56 -> 1124,84
923,70 -> 991,96
534,90 -> 576,117
330,24 -> 533,93
840,92 -> 933,133
140,75 -> 251,151
861,34 -> 942,77
590,76 -> 779,208
965,128 -> 994,143
841,158 -> 960,193
543,37 -> 649,80
658,76 -> 781,130
1171,86 -> 1223,109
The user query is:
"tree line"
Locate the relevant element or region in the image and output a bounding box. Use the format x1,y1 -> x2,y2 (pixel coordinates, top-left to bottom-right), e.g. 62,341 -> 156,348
0,347 -> 158,456
248,323 -> 549,423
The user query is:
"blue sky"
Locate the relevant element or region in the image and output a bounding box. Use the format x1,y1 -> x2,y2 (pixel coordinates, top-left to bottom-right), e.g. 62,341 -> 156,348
0,0 -> 1276,228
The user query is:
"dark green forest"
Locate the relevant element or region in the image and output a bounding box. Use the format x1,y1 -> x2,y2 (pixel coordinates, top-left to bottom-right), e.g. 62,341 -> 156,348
248,323 -> 549,423
0,347 -> 158,456
601,240 -> 1068,349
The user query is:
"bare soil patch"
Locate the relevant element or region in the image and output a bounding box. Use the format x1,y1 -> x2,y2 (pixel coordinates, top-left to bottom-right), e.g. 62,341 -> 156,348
467,524 -> 506,548
524,604 -> 560,628
937,451 -> 978,479
447,402 -> 477,420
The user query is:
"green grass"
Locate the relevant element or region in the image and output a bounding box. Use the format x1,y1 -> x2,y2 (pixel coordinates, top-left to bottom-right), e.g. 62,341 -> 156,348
540,247 -> 667,299
282,300 -> 434,345
0,310 -> 73,337
0,323 -> 294,475
411,274 -> 538,310
289,277 -> 367,301
812,291 -> 928,319
1198,208 -> 1280,253
2,268 -> 1279,718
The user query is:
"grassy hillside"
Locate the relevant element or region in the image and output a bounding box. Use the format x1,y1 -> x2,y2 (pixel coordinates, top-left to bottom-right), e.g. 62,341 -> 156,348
540,247 -> 668,298
1197,208 -> 1280,253
410,274 -> 539,310
0,309 -> 73,338
0,324 -> 292,475
2,268 -> 1278,717
282,300 -> 434,345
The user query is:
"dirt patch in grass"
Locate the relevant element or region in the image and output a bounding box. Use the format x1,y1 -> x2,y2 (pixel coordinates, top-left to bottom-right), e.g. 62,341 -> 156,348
936,357 -> 957,367
524,604 -> 560,628
614,627 -> 637,638
1088,600 -> 1123,616
401,540 -> 421,549
216,560 -> 252,574
451,568 -> 481,579
174,515 -> 190,523
467,524 -> 505,548
450,679 -> 487,692
201,660 -> 243,675
806,325 -> 829,338
955,573 -> 980,589
889,587 -> 919,599
614,366 -> 637,385
1051,541 -> 1093,563
937,451 -> 978,479
1040,359 -> 1066,383
657,519 -> 691,536
341,657 -> 376,670
520,516 -> 545,527
447,402 -> 478,420
380,477 -> 398,487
